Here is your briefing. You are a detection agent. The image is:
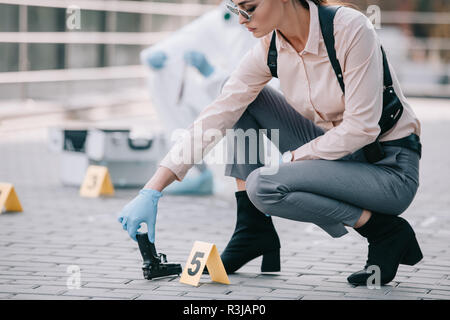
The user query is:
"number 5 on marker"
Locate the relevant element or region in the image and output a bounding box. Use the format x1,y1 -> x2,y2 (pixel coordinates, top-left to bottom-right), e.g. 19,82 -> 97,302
180,241 -> 230,287
187,252 -> 205,276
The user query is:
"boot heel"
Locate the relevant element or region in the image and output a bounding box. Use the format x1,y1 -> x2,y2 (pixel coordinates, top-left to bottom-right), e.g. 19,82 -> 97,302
400,236 -> 423,266
261,249 -> 280,272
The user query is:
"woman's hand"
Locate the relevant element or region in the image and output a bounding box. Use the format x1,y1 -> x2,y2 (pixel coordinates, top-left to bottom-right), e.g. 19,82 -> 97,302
184,50 -> 214,77
146,51 -> 167,70
117,189 -> 163,243
117,166 -> 177,242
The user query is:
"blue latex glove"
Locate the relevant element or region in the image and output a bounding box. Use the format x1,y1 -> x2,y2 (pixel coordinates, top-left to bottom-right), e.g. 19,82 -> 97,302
145,51 -> 167,70
184,50 -> 214,77
117,189 -> 163,242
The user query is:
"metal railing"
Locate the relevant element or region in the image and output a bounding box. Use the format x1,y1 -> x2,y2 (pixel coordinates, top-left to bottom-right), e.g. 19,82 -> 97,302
0,0 -> 448,98
1,0 -> 449,23
380,11 -> 450,25
0,0 -> 216,103
0,65 -> 147,84
0,0 -> 216,16
0,31 -> 171,45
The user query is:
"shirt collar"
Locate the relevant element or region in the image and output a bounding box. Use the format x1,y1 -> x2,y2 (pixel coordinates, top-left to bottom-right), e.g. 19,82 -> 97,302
275,0 -> 320,55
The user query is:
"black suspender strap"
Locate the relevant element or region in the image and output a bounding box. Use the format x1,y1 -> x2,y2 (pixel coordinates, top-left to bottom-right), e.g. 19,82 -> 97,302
318,5 -> 345,93
266,4 -> 407,163
318,5 -> 394,95
267,7 -> 345,88
267,5 -> 394,93
317,5 -> 404,162
381,46 -> 393,88
268,31 -> 278,78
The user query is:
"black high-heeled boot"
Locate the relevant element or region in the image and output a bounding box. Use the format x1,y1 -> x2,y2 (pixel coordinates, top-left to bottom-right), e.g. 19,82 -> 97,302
215,190 -> 281,274
347,212 -> 423,286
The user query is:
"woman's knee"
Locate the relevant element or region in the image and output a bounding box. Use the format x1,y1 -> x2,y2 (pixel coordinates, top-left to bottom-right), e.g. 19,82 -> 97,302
245,168 -> 288,212
393,195 -> 417,216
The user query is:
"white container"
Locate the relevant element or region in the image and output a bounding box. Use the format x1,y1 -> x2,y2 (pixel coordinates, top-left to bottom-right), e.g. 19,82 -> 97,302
60,150 -> 89,186
85,129 -> 166,187
48,127 -> 167,188
85,128 -> 164,162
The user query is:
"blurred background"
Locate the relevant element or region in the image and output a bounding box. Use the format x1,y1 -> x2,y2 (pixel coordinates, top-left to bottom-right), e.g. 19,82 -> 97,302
0,0 -> 449,194
0,0 -> 448,122
0,0 -> 448,101
0,0 -> 218,134
1,1 -> 449,301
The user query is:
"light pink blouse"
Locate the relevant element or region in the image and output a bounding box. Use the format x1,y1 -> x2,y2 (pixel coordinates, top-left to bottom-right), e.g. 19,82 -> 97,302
159,0 -> 421,182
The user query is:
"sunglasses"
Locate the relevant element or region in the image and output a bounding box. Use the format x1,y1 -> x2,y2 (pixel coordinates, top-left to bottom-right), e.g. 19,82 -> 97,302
226,1 -> 256,22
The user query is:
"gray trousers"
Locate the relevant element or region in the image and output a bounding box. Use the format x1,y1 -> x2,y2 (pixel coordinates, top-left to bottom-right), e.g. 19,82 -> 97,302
224,86 -> 420,238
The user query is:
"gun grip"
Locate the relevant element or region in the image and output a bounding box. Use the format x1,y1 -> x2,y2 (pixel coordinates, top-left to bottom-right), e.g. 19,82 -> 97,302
136,233 -> 158,266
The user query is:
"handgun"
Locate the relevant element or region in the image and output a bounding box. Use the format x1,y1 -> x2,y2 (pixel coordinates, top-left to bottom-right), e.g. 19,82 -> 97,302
136,233 -> 182,280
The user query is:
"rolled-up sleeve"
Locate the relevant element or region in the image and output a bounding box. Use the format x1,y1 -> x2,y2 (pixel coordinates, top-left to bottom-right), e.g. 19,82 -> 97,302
293,13 -> 383,161
159,37 -> 272,181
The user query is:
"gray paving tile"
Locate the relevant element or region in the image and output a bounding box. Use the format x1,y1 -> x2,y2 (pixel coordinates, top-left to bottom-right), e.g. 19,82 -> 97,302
62,288 -> 139,299
9,294 -> 90,300
301,295 -> 348,300
1,117 -> 449,300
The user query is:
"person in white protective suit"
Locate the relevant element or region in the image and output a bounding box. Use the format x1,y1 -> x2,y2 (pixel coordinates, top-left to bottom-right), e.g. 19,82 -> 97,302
140,0 -> 280,195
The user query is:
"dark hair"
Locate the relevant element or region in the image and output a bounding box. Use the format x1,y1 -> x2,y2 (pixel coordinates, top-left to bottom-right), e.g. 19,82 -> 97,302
295,0 -> 360,10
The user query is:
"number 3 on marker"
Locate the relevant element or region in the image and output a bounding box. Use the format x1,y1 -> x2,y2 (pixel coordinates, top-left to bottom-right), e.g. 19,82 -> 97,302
187,251 -> 204,276
88,174 -> 97,190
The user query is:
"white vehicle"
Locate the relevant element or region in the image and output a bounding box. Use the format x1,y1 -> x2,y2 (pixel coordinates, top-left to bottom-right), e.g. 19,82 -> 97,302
140,1 -> 279,195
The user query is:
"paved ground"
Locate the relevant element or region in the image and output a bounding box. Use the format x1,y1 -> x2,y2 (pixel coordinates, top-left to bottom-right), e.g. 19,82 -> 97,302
0,97 -> 449,300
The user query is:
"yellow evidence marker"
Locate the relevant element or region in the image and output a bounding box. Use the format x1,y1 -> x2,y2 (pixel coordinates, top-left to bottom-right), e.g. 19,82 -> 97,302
0,183 -> 23,213
79,165 -> 114,198
180,241 -> 230,287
